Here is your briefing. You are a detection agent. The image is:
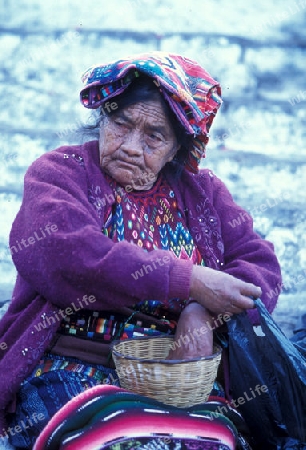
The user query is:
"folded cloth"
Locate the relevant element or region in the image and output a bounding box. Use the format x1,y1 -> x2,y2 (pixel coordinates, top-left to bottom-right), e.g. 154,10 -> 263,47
34,385 -> 242,450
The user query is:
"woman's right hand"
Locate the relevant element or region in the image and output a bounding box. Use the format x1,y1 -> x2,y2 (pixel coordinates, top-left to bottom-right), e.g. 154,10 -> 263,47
189,265 -> 262,315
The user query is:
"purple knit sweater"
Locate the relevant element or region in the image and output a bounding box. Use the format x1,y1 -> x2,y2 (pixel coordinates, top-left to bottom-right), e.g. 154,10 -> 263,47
0,140 -> 281,427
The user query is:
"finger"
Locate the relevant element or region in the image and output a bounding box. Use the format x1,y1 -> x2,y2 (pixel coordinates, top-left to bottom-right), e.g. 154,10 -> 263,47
224,302 -> 243,315
231,305 -> 244,314
233,295 -> 255,310
241,282 -> 262,299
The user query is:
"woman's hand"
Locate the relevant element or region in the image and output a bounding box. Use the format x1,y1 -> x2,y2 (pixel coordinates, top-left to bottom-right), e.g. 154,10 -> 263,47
190,266 -> 262,315
167,302 -> 213,360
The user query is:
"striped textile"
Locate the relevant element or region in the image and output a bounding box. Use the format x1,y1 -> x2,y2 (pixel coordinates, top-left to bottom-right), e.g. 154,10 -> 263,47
33,385 -> 243,450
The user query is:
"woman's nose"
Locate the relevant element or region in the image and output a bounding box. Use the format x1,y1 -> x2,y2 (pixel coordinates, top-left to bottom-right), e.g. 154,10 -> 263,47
120,130 -> 143,156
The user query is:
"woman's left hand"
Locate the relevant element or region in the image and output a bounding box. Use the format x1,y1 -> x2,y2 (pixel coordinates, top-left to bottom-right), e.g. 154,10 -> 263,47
166,302 -> 213,360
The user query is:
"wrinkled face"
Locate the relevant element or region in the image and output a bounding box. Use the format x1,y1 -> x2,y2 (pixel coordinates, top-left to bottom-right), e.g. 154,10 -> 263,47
99,99 -> 180,190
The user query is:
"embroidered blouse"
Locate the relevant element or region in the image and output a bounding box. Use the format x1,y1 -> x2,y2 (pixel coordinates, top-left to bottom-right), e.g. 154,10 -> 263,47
58,174 -> 205,342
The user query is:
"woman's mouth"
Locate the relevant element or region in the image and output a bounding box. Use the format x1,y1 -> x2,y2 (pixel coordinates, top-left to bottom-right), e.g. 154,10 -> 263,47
118,161 -> 136,170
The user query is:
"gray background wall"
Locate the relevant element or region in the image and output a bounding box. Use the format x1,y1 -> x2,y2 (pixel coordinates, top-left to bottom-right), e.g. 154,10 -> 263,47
0,0 -> 305,336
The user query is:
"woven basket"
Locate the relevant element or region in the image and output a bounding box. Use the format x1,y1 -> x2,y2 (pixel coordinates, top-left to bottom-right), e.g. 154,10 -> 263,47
111,335 -> 222,408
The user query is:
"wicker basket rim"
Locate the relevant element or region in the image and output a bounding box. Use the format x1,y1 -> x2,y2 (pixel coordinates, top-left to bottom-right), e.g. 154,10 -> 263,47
111,335 -> 222,364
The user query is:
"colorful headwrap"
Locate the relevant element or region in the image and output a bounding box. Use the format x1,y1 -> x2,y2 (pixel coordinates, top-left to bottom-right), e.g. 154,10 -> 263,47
80,51 -> 222,173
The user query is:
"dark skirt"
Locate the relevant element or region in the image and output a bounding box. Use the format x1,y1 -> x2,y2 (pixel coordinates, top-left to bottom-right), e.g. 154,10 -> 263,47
7,353 -> 252,449
7,353 -> 119,448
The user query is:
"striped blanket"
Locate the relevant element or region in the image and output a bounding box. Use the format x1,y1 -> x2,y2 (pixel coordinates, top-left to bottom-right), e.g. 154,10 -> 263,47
34,385 -> 249,449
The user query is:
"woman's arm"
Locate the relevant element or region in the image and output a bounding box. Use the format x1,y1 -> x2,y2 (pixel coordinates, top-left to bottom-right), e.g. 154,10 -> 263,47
9,146 -> 193,310
209,171 -> 282,322
173,169 -> 281,327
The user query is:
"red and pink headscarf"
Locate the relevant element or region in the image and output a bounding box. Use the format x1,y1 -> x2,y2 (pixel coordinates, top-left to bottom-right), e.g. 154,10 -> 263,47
80,51 -> 222,173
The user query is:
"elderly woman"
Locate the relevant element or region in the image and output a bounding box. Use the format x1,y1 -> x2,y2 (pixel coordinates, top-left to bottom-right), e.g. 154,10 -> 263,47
0,52 -> 281,448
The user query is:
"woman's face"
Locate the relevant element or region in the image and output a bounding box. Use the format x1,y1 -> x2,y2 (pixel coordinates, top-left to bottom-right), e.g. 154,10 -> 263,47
99,99 -> 180,190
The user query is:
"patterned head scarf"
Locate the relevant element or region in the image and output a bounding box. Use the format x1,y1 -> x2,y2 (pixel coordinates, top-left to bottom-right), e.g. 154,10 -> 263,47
80,51 -> 222,173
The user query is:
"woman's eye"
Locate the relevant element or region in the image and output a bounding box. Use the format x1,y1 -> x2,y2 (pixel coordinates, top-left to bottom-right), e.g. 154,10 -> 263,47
114,119 -> 126,127
148,133 -> 162,142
